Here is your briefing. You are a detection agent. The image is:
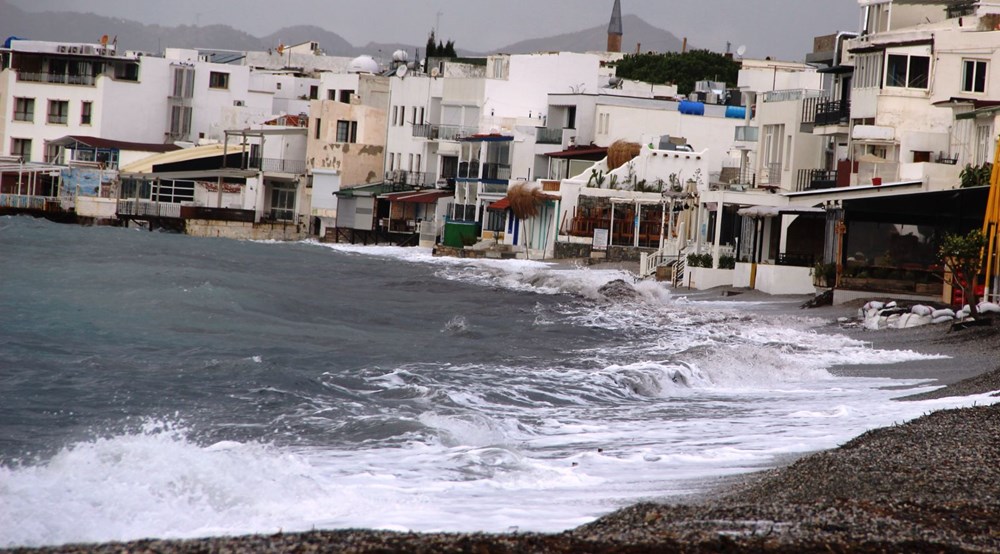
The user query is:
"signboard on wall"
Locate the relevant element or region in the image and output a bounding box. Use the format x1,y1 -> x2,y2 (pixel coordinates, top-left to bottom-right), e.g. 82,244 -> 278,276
593,228 -> 609,251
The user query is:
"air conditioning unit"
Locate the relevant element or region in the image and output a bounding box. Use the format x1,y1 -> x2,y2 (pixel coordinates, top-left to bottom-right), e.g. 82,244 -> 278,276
233,100 -> 245,107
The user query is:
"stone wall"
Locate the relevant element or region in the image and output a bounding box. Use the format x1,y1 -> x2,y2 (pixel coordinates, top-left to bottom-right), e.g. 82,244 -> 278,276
185,219 -> 307,241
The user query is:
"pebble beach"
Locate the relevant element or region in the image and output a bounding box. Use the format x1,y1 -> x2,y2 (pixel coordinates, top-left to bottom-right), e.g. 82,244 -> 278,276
5,297 -> 1000,553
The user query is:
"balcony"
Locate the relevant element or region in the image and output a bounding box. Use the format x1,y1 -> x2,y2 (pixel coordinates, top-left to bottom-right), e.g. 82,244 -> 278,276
795,169 -> 838,192
17,72 -> 96,86
388,170 -> 431,187
761,162 -> 783,187
412,123 -> 478,141
734,126 -> 759,142
481,183 -> 509,194
249,157 -> 307,174
536,127 -> 564,144
814,99 -> 850,127
481,163 -> 511,181
458,161 -> 480,179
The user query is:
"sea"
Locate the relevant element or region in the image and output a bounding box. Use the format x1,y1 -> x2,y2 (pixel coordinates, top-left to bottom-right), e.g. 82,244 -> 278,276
0,215 -> 993,548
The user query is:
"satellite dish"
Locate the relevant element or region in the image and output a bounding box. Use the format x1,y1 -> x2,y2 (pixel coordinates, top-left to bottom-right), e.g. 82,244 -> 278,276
396,65 -> 408,78
736,45 -> 747,57
430,66 -> 440,78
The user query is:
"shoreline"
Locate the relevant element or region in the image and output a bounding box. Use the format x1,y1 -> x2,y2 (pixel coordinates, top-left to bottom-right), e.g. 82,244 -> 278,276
7,288 -> 1000,552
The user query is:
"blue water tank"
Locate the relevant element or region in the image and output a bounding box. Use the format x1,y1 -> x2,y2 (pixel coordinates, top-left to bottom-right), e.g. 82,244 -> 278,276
678,100 -> 705,116
725,106 -> 747,119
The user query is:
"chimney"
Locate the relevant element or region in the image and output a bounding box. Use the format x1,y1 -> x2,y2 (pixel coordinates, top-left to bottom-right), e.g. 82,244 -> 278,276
607,0 -> 623,53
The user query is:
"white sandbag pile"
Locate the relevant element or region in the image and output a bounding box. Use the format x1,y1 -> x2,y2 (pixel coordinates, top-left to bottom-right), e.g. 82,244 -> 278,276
855,300 -> 988,330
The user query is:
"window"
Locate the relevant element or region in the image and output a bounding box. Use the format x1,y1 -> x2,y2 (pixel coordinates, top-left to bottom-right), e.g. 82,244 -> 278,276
152,179 -> 195,203
47,100 -> 69,124
81,101 -> 93,125
411,106 -> 417,125
976,123 -> 994,165
114,62 -> 139,81
418,107 -> 425,124
169,105 -> 192,139
315,118 -> 322,140
309,85 -> 318,100
963,59 -> 988,93
392,106 -> 399,126
885,54 -> 930,89
415,154 -> 421,172
11,138 -> 31,160
388,153 -> 395,172
327,89 -> 337,100
336,120 -> 357,143
209,71 -> 230,89
172,66 -> 195,98
339,90 -> 353,103
408,153 -> 414,171
13,97 -> 34,122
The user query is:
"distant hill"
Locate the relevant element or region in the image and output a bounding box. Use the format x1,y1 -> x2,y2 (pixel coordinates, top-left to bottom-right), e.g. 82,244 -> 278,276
491,14 -> 687,55
0,1 -> 687,59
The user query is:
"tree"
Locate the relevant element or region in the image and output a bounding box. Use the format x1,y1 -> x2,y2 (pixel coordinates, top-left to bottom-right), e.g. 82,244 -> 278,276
939,229 -> 987,316
613,49 -> 740,96
425,31 -> 437,59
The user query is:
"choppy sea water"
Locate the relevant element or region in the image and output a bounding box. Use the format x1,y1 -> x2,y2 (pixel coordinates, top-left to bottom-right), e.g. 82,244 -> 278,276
0,215 -> 994,548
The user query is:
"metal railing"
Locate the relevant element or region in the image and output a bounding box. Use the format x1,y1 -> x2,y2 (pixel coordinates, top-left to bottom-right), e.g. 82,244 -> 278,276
250,157 -> 307,174
17,72 -> 96,86
0,194 -> 47,210
480,183 -> 509,194
814,99 -> 850,126
117,199 -> 182,218
481,163 -> 511,181
536,127 -> 563,144
412,123 -> 478,141
762,89 -> 825,103
388,170 -> 430,187
734,126 -> 759,142
762,162 -> 783,186
795,169 -> 838,191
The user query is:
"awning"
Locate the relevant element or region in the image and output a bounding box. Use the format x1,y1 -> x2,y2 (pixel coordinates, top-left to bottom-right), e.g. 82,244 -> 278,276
393,191 -> 451,204
546,146 -> 608,159
737,205 -> 781,218
487,197 -> 510,211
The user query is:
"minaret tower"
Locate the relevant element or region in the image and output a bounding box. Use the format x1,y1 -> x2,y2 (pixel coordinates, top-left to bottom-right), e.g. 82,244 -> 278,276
607,0 -> 623,53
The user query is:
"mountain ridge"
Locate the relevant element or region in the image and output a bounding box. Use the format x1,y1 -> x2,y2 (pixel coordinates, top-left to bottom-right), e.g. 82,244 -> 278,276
0,0 -> 687,58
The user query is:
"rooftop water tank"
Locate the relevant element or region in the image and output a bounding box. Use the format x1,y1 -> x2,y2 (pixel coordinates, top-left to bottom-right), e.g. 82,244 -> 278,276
678,100 -> 705,116
725,106 -> 747,119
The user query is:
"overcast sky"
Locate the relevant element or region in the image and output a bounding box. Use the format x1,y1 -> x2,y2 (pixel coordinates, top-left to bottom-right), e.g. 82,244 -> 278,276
12,0 -> 861,61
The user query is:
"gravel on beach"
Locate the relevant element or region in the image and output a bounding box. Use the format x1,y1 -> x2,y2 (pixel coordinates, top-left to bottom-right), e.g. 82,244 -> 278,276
7,299 -> 1000,553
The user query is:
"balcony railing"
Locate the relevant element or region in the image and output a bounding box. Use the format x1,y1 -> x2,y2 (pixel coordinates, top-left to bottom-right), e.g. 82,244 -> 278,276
458,161 -> 479,179
412,123 -> 478,141
249,157 -> 307,174
117,199 -> 182,218
481,183 -> 509,194
536,127 -> 564,144
388,170 -> 430,187
481,163 -> 511,181
0,194 -> 47,210
180,205 -> 255,222
17,72 -> 96,86
814,99 -> 851,126
795,169 -> 838,192
734,126 -> 759,142
762,89 -> 825,103
762,162 -> 783,186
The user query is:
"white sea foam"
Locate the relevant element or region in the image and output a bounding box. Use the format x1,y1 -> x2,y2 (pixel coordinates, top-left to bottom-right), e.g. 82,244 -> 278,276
3,239 -> 994,548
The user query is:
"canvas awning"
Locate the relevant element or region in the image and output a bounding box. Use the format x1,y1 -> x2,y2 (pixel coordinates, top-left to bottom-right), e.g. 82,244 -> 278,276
487,197 -> 510,211
392,190 -> 451,204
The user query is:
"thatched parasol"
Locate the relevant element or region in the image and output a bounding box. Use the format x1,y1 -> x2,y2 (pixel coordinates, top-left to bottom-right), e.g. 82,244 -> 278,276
607,140 -> 641,171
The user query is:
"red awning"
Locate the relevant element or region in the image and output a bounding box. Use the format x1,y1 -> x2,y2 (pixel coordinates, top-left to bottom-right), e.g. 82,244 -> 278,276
488,197 -> 510,211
